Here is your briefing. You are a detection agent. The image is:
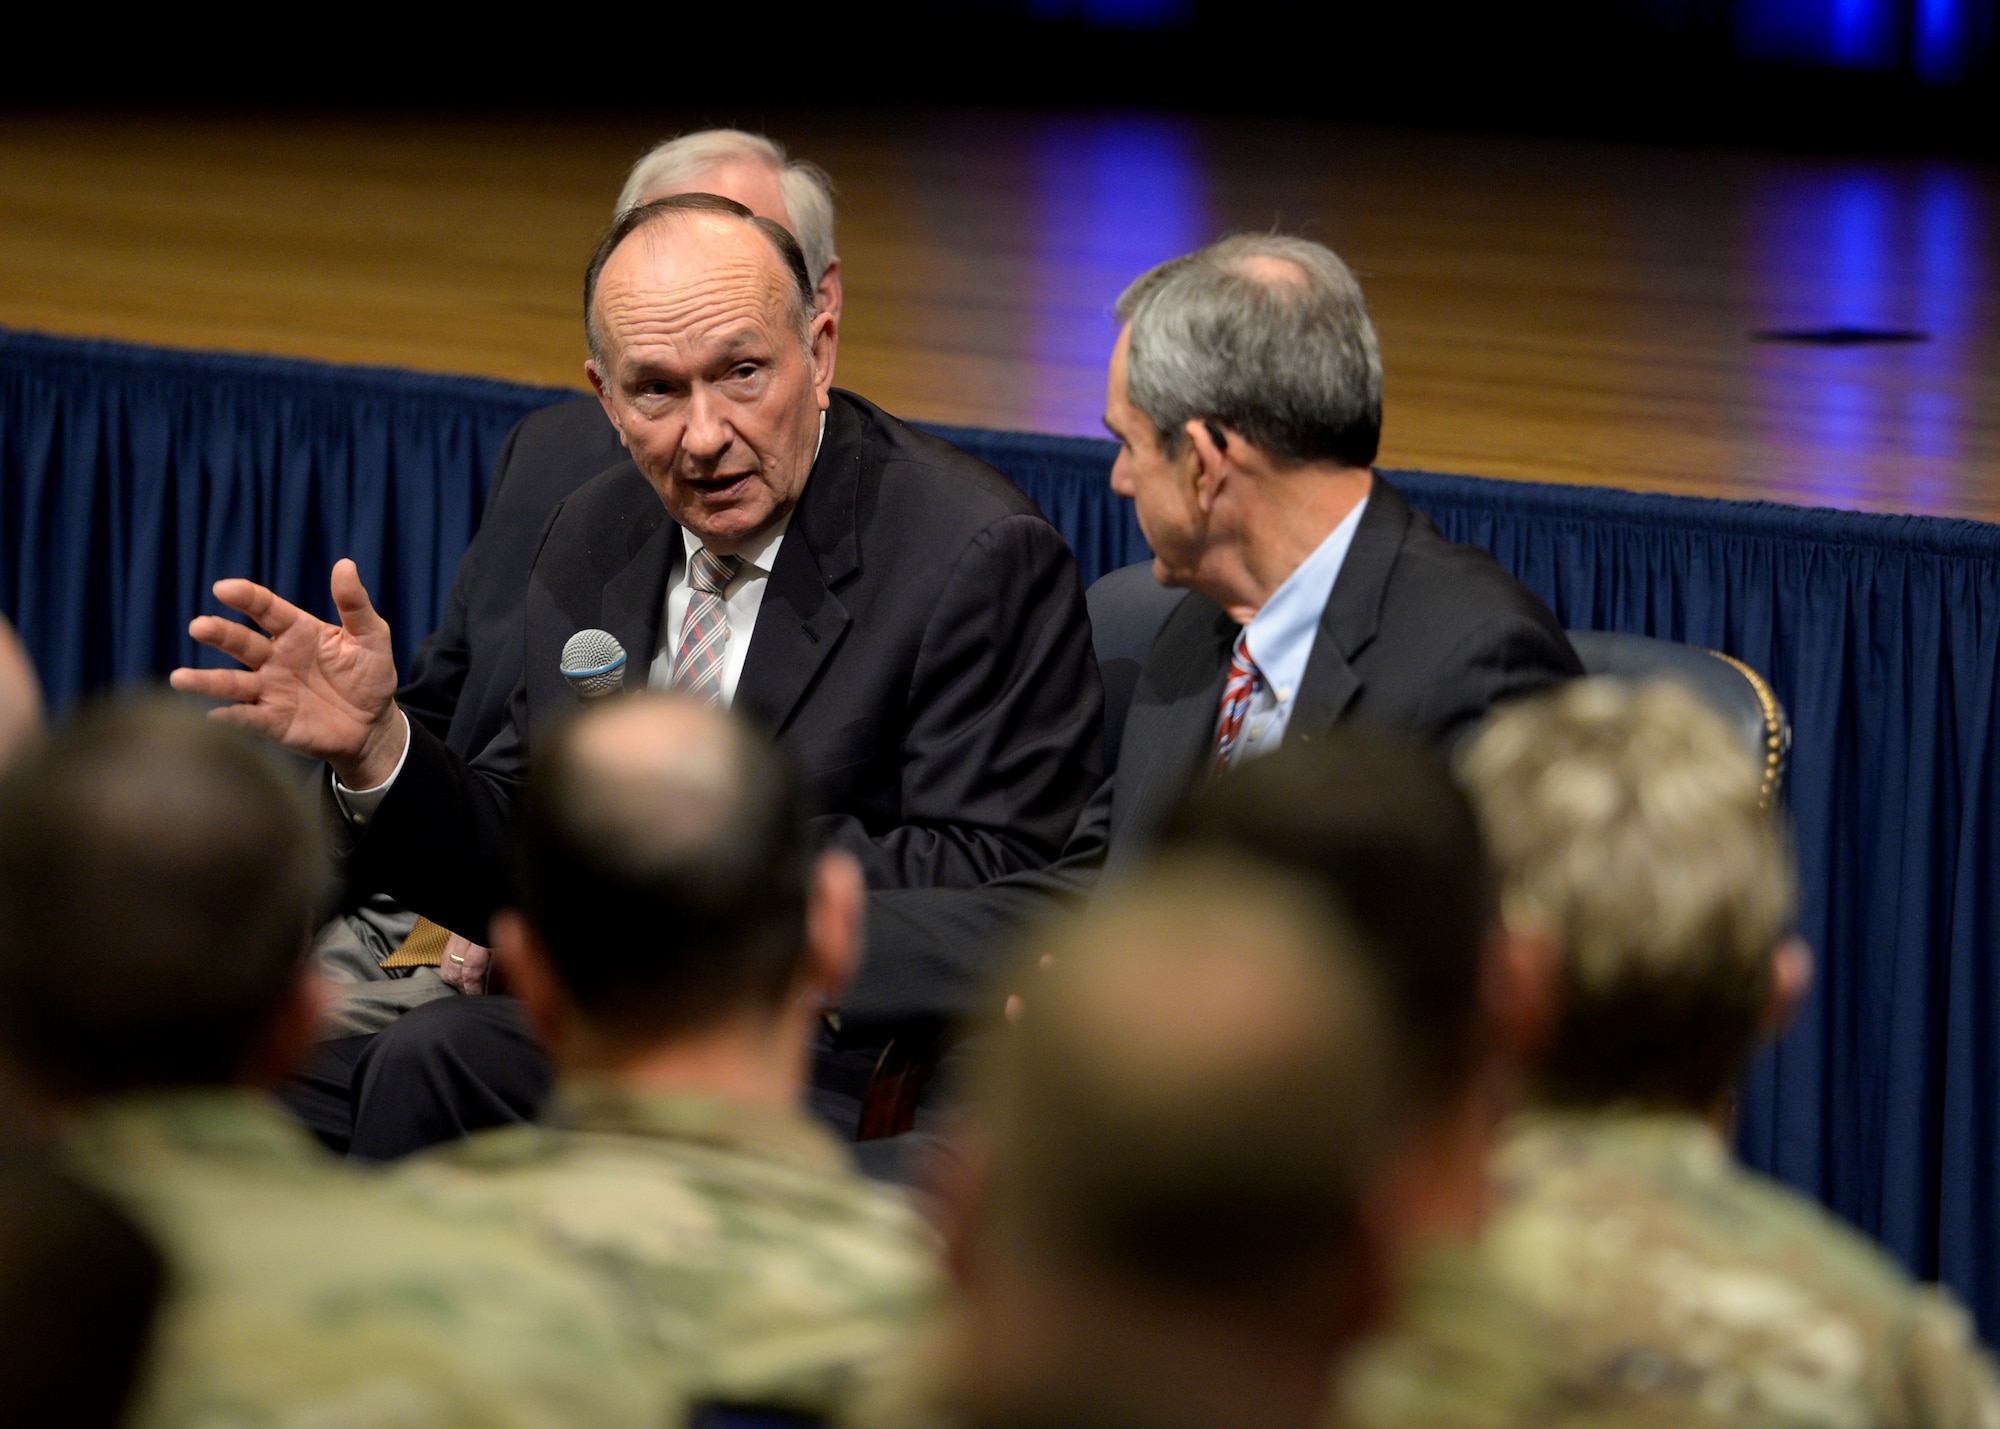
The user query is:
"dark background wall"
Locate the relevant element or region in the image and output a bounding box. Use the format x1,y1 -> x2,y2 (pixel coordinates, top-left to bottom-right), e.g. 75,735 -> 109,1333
11,0 -> 1995,156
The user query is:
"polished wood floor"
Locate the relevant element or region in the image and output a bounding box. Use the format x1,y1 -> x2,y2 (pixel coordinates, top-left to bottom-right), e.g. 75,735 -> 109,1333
3,112 -> 1997,521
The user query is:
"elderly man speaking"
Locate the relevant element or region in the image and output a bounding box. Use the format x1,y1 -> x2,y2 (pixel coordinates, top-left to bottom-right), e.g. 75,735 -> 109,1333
174,196 -> 1102,1151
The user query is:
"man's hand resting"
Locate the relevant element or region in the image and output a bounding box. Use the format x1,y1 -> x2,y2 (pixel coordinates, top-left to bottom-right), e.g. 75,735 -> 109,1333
168,559 -> 406,789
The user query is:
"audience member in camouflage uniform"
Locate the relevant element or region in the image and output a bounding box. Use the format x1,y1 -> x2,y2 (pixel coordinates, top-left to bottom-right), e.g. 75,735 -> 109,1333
912,855 -> 1415,1429
399,693 -> 939,1424
1346,679 -> 2000,1429
0,700 -> 675,1429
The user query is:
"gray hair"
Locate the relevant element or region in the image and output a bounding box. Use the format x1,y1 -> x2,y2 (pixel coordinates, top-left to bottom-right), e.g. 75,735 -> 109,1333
617,129 -> 838,293
1115,234 -> 1383,469
1459,679 -> 1799,1110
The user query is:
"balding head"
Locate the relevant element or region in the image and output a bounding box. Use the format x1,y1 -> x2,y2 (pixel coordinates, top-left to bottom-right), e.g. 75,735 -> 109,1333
0,617 -> 42,772
514,694 -> 814,1041
983,854 -> 1398,1311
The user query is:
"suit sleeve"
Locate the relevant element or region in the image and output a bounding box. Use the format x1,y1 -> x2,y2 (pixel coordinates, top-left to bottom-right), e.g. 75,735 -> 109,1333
812,513 -> 1104,891
396,416 -> 527,744
844,775 -> 1111,1029
1426,607 -> 1584,751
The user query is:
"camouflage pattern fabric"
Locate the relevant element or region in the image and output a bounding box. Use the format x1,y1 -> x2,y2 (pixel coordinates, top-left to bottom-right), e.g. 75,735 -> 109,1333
1342,1110 -> 2000,1429
60,1089 -> 678,1429
400,1077 -> 943,1424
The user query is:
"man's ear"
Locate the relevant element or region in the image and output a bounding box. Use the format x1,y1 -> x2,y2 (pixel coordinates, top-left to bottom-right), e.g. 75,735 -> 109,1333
1761,937 -> 1814,1041
809,310 -> 838,408
242,964 -> 333,1089
816,257 -> 845,326
584,359 -> 630,450
492,910 -> 571,1055
1485,914 -> 1560,1070
1184,418 -> 1232,511
802,850 -> 864,1005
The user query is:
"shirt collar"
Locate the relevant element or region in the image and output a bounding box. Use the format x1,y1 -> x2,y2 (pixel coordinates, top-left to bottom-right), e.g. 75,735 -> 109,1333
677,411 -> 819,577
543,1076 -> 854,1177
1241,492 -> 1370,704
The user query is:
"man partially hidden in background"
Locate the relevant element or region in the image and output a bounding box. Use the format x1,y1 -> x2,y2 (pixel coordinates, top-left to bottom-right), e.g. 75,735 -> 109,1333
1344,680 -> 2000,1429
399,692 -> 940,1425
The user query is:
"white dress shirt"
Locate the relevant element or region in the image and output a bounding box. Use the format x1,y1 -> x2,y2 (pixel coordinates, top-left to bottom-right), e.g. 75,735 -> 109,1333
1228,493 -> 1369,766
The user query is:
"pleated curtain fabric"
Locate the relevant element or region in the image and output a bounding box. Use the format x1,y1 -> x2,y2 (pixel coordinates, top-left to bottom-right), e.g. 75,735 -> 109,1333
7,325 -> 2000,1341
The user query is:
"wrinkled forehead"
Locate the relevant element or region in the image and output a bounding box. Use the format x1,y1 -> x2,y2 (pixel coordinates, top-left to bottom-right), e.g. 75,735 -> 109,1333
593,214 -> 793,354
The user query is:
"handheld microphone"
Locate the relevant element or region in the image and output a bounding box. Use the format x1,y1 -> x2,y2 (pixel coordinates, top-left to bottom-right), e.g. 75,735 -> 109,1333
559,629 -> 627,701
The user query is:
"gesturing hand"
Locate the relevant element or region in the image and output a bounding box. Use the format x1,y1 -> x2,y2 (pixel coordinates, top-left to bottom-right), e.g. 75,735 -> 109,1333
169,559 -> 406,789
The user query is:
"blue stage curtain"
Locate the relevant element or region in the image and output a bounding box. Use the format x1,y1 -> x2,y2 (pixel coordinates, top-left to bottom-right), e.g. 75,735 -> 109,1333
7,329 -> 2000,1336
0,329 -> 574,710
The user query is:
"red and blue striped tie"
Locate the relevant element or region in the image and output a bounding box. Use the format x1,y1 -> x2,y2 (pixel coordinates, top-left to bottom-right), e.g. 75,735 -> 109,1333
1212,631 -> 1261,774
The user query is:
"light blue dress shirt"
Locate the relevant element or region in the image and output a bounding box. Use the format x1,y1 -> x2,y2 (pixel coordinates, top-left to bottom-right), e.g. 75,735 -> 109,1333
1227,493 -> 1370,766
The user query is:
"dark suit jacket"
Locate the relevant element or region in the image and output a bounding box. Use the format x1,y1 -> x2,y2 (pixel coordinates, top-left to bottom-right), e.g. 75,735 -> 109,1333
398,396 -> 626,761
349,390 -> 1105,943
854,475 -> 1582,1029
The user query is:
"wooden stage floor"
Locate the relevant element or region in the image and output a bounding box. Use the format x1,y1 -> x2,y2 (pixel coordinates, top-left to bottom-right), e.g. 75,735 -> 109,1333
2,112 -> 1997,523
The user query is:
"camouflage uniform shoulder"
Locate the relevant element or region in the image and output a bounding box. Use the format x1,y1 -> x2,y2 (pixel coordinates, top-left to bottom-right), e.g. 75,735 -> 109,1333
401,1080 -> 944,1424
1478,1110 -> 2000,1429
62,1089 -> 676,1429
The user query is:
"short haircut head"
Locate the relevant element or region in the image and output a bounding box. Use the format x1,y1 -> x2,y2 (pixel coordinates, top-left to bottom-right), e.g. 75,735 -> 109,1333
1115,233 -> 1383,469
1459,679 -> 1799,1110
514,693 -> 814,1042
0,698 -> 325,1094
616,128 -> 838,291
982,853 -> 1397,1315
583,192 -> 816,365
1160,730 -> 1496,1112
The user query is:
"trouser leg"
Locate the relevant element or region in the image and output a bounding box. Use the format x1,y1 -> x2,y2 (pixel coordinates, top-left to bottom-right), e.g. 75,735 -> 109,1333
278,1034 -> 373,1155
345,995 -> 553,1162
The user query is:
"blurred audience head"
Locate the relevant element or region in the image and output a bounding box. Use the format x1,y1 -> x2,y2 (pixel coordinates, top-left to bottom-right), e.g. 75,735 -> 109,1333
946,854 -> 1402,1429
0,697 -> 325,1098
1114,233 -> 1381,471
0,1153 -> 163,1426
616,128 -> 842,322
1158,731 -> 1521,1245
499,693 -> 860,1073
0,615 -> 42,771
1459,678 -> 1806,1113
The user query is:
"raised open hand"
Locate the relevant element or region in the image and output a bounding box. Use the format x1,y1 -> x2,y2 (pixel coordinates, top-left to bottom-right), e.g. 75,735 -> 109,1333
169,559 -> 406,788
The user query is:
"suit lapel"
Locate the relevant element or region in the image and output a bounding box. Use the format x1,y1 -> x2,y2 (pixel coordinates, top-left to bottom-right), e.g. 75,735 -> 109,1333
1115,592 -> 1237,849
1287,476 -> 1412,741
734,398 -> 862,733
598,492 -> 678,694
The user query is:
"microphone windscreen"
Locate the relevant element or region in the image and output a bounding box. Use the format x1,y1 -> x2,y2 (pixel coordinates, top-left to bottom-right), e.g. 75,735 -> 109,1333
559,629 -> 627,699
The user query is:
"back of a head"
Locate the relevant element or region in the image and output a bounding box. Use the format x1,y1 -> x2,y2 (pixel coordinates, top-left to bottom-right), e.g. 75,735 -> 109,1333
516,694 -> 813,1042
1459,679 -> 1798,1110
1159,731 -> 1495,1112
0,1152 -> 163,1426
0,698 -> 324,1095
1115,233 -> 1382,469
981,853 -> 1398,1320
616,128 -> 838,288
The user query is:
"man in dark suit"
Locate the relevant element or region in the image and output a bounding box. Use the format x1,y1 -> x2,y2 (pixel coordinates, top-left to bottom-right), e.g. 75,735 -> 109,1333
854,233 -> 1581,1035
174,195 -> 1101,1158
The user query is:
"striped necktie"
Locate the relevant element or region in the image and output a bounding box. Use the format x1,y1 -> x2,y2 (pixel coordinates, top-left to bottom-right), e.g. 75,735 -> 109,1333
671,547 -> 740,706
1212,631 -> 1262,774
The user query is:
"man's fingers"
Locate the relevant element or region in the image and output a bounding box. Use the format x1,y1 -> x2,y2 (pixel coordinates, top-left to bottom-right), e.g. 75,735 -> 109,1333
211,579 -> 301,636
187,614 -> 273,668
329,559 -> 388,640
169,667 -> 261,702
203,701 -> 287,739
